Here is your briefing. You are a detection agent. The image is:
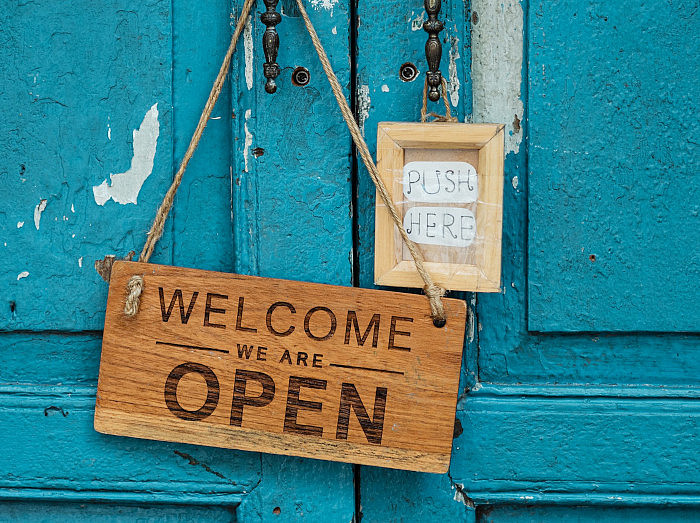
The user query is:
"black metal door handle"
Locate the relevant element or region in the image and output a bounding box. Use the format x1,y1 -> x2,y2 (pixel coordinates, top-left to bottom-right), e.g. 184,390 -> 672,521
261,0 -> 281,93
423,0 -> 444,102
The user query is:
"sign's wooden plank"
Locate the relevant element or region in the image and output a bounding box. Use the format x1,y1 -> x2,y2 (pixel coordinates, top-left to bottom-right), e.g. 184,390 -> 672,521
95,262 -> 466,473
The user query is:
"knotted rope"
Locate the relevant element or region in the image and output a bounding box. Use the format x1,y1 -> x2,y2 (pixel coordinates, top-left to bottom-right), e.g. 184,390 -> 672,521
420,77 -> 457,123
124,0 -> 447,325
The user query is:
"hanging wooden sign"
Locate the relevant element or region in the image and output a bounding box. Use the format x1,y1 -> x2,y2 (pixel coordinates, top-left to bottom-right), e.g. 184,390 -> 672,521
95,261 -> 466,473
374,122 -> 505,292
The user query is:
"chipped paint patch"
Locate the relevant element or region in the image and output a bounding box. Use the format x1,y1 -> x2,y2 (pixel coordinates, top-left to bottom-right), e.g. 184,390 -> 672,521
243,16 -> 254,91
381,84 -> 390,92
34,199 -> 47,230
512,175 -> 519,189
409,10 -> 426,31
17,271 -> 29,280
78,256 -> 83,268
331,26 -> 337,35
448,37 -> 461,108
243,109 -> 253,172
467,295 -> 476,344
357,84 -> 370,136
93,104 -> 159,205
16,221 -> 24,228
471,0 -> 524,154
310,0 -> 338,13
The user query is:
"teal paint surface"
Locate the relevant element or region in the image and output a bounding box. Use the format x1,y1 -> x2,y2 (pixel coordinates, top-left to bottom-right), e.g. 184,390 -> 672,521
527,0 -> 700,331
1,0 -> 699,521
0,501 -> 237,522
0,0 -> 173,331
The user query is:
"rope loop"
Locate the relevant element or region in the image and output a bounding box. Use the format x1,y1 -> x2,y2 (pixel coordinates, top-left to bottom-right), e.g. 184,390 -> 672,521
421,77 -> 457,123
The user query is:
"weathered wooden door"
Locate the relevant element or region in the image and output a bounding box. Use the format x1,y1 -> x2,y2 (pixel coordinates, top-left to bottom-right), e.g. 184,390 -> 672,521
2,0 -> 698,521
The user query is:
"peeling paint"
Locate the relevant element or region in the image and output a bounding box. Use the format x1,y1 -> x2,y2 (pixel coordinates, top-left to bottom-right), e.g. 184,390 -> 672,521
381,84 -> 389,92
471,0 -> 524,154
94,251 -> 134,282
512,175 -> 519,189
448,37 -> 461,108
78,256 -> 83,268
16,221 -> 24,228
244,16 -> 254,91
357,84 -> 370,136
310,0 -> 338,13
94,255 -> 116,282
409,10 -> 426,31
331,26 -> 337,35
70,203 -> 75,213
467,295 -> 476,344
453,487 -> 469,506
243,109 -> 253,172
33,199 -> 47,230
17,271 -> 29,280
93,103 -> 160,206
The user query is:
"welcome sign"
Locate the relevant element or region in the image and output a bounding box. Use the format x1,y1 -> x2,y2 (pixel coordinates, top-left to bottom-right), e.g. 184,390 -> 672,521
95,262 -> 466,473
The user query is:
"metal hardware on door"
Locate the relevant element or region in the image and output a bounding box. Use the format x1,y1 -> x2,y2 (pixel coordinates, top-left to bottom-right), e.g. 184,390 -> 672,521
291,67 -> 310,86
399,62 -> 419,82
423,0 -> 444,102
261,0 -> 281,93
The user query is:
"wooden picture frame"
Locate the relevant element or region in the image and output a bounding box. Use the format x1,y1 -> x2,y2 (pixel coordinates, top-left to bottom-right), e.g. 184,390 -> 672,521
374,122 -> 505,292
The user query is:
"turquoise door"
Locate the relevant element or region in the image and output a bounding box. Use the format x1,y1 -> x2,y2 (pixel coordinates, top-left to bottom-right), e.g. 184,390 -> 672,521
1,0 -> 698,521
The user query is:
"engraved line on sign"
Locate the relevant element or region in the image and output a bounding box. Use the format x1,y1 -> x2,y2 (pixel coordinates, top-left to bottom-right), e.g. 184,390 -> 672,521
329,363 -> 405,376
155,341 -> 230,354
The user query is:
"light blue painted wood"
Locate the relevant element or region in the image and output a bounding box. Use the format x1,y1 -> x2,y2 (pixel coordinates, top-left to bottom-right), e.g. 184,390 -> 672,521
527,0 -> 700,332
353,3 -> 479,521
232,0 -> 355,285
360,468 -> 474,523
1,0 -> 699,520
0,501 -> 237,523
476,505 -> 700,523
171,0 -> 237,273
453,384 -> 700,506
0,0 -> 174,331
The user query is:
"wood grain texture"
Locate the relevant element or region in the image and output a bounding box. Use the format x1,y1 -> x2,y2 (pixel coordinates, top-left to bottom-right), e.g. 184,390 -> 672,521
96,261 -> 466,473
374,122 -> 504,291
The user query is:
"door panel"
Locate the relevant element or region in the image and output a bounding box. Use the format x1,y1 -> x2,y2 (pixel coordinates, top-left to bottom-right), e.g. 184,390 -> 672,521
354,1 -> 475,521
1,0 -> 356,520
0,0 -> 174,331
0,501 -> 237,522
355,0 -> 700,521
2,0 -> 699,520
527,0 -> 700,332
477,505 -> 700,523
232,0 -> 355,285
355,0 -> 471,289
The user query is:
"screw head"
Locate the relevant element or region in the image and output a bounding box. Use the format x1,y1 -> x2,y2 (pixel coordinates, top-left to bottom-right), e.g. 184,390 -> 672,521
291,67 -> 310,86
399,62 -> 419,82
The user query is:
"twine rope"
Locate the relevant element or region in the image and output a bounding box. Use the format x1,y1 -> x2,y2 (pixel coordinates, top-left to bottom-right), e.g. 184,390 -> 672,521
293,0 -> 446,323
420,77 -> 457,123
124,0 -> 447,324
